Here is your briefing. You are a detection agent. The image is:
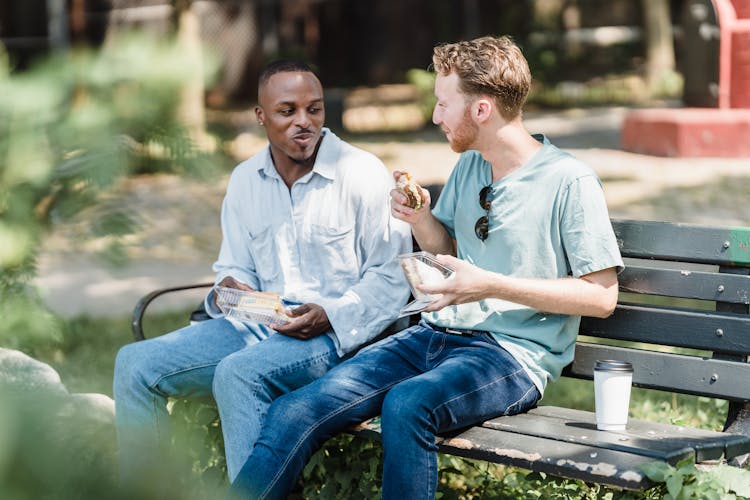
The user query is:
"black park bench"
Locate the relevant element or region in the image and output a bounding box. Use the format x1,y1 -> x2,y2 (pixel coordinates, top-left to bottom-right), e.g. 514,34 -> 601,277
131,218 -> 750,490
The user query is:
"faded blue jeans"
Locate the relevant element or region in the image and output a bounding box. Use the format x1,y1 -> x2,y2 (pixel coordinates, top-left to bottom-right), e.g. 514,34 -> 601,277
112,317 -> 341,483
230,321 -> 541,500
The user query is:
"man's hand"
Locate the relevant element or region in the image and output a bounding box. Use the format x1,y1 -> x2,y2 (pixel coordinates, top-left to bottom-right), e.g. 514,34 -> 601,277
272,303 -> 332,340
216,276 -> 255,291
417,254 -> 489,312
390,171 -> 431,224
213,276 -> 255,306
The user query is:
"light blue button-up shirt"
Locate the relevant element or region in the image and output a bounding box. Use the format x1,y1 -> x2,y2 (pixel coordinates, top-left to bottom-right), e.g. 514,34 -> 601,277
206,129 -> 412,355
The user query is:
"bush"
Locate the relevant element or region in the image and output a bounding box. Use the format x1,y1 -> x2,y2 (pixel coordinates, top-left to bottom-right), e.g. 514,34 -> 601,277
0,33 -> 220,347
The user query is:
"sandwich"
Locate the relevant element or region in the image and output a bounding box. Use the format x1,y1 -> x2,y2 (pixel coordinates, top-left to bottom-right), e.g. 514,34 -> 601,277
396,172 -> 424,210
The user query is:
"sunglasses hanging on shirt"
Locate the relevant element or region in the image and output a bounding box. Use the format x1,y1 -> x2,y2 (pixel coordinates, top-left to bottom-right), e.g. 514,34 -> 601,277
474,184 -> 494,241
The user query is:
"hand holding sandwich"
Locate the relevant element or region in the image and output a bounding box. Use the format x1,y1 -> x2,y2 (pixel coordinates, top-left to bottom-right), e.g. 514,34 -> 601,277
391,171 -> 430,223
390,170 -> 456,257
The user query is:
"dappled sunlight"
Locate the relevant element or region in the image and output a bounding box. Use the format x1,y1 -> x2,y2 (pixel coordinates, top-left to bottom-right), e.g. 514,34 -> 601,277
603,169 -> 750,225
36,255 -> 214,318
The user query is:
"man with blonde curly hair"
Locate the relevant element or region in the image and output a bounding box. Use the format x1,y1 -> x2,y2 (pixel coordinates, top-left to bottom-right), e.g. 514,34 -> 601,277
229,35 -> 623,500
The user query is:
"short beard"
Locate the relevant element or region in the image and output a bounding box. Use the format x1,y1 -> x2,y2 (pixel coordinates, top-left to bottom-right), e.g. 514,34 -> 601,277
448,107 -> 479,153
289,153 -> 314,165
289,134 -> 323,166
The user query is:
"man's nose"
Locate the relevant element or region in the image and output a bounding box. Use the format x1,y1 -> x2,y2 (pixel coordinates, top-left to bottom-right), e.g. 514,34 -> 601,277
432,107 -> 441,125
294,110 -> 312,128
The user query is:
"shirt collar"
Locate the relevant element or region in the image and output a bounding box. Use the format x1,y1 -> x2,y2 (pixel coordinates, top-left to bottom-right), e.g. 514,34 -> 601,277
255,128 -> 339,182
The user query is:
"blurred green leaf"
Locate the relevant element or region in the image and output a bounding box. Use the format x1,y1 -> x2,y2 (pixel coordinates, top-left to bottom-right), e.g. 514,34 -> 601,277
641,461 -> 670,482
712,465 -> 750,497
0,223 -> 33,267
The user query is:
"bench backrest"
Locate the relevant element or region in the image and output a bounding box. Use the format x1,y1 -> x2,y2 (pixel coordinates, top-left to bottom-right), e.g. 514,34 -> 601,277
569,219 -> 750,403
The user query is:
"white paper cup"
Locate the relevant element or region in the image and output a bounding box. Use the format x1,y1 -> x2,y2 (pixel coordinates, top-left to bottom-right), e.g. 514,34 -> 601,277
594,359 -> 633,431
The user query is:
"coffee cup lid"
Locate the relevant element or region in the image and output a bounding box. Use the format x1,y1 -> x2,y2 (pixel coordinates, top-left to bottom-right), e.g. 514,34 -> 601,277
594,359 -> 633,372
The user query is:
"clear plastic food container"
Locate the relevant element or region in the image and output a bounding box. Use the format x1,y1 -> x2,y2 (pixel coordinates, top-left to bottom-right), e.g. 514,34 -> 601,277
215,286 -> 292,326
397,251 -> 454,316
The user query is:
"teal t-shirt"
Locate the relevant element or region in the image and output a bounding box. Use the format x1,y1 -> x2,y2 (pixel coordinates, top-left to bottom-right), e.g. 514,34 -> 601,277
425,135 -> 624,396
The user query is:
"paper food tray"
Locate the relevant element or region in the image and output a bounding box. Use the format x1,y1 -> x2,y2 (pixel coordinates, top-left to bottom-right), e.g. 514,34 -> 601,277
397,251 -> 454,317
215,286 -> 292,326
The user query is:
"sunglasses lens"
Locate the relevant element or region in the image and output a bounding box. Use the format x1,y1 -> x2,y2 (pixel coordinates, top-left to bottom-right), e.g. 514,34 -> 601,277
479,186 -> 493,210
474,215 -> 489,241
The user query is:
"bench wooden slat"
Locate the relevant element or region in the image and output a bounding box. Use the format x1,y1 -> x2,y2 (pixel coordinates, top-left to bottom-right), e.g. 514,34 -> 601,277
568,342 -> 750,401
350,417 -> 657,490
480,409 -> 695,461
350,404 -> 750,490
613,220 -> 750,266
437,425 -> 655,490
619,266 -> 750,304
580,304 -> 750,355
495,407 -> 750,462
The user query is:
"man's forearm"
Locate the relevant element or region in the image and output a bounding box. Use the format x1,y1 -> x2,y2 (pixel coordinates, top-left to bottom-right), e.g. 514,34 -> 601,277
484,270 -> 618,318
412,216 -> 455,256
419,257 -> 619,319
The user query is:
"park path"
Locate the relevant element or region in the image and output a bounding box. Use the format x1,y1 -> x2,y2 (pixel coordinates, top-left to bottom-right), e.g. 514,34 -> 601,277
35,106 -> 750,318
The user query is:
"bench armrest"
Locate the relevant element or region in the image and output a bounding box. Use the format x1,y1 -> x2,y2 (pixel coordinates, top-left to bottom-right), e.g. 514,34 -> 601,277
131,282 -> 214,341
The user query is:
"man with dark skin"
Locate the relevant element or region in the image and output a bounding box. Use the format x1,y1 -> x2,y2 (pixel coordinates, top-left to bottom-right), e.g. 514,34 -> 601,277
113,60 -> 411,484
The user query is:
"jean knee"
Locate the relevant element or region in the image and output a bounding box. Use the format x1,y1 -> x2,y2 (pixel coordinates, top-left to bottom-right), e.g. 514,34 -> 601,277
113,342 -> 153,395
213,354 -> 241,401
213,351 -> 266,402
265,388 -> 328,437
381,384 -> 428,427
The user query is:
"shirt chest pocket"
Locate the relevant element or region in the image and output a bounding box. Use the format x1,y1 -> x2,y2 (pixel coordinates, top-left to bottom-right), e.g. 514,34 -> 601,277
307,224 -> 358,284
248,226 -> 281,282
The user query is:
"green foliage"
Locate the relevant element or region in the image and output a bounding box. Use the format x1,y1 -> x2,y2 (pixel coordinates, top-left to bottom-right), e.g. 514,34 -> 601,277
299,439 -> 671,499
0,387 -> 229,500
302,434 -> 383,499
406,68 -> 437,122
642,458 -> 750,500
170,398 -> 229,494
0,308 -> 228,499
0,389 -> 121,500
0,33 -> 220,346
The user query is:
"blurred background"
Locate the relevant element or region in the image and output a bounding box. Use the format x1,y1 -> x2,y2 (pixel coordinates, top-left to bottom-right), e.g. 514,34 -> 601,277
1,1 -> 749,499
0,0 -> 707,114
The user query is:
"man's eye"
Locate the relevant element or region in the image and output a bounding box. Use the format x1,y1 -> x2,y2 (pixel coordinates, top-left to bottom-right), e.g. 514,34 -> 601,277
309,106 -> 322,113
280,109 -> 294,116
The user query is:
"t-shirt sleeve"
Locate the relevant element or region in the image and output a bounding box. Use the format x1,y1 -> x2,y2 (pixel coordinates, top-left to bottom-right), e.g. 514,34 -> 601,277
430,157 -> 464,239
559,174 -> 624,277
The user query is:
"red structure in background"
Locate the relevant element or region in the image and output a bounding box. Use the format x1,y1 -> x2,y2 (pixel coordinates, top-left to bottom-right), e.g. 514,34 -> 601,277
621,0 -> 750,157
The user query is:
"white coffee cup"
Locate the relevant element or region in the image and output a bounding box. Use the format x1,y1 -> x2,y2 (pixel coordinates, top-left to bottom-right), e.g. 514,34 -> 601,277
594,359 -> 634,431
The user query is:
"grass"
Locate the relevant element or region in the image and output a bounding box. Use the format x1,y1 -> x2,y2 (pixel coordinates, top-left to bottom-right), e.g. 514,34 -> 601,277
21,308 -> 191,396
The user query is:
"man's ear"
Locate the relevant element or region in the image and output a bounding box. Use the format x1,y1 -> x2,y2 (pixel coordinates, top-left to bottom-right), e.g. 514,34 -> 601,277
255,106 -> 265,126
473,98 -> 493,123
471,97 -> 493,123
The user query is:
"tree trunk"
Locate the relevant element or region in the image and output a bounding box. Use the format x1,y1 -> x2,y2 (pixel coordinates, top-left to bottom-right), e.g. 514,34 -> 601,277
641,0 -> 676,94
176,2 -> 207,147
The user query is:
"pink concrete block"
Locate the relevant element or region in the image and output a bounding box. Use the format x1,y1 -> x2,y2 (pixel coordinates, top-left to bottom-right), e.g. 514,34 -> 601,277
732,0 -> 750,19
621,108 -> 750,157
730,23 -> 750,107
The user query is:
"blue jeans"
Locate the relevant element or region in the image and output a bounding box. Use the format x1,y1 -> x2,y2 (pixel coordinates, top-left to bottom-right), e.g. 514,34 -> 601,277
113,317 -> 341,483
230,321 -> 540,500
